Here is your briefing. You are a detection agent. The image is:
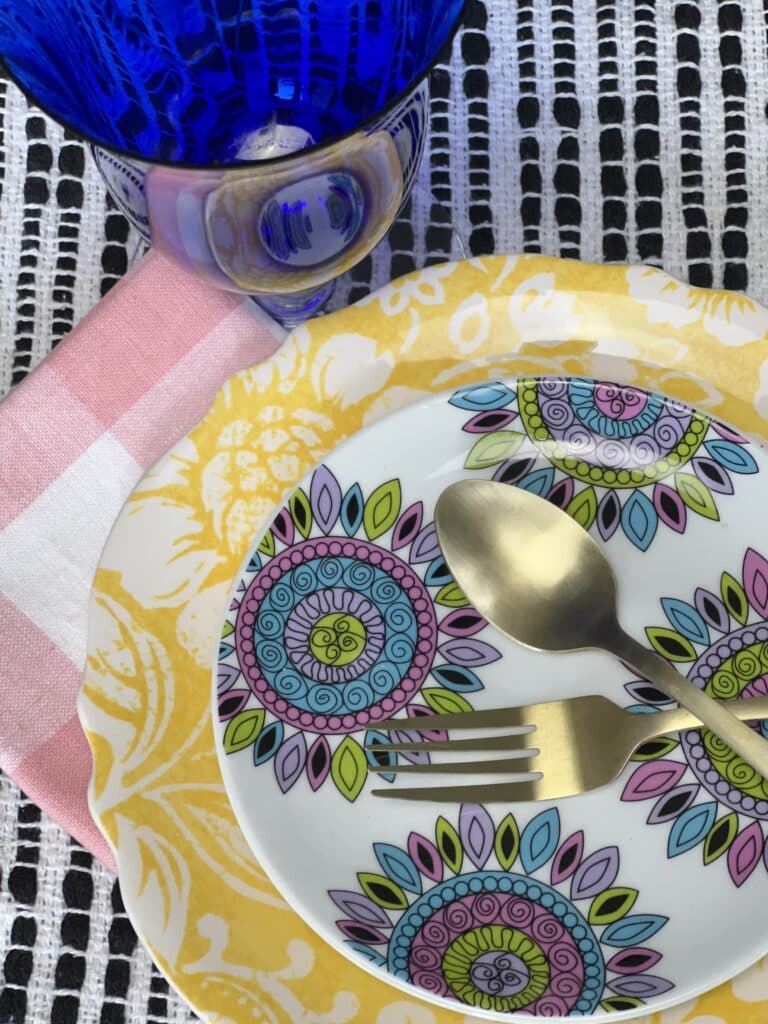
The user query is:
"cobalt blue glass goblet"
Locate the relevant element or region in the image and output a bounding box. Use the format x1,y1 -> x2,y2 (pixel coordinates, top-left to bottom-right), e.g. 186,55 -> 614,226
0,0 -> 467,324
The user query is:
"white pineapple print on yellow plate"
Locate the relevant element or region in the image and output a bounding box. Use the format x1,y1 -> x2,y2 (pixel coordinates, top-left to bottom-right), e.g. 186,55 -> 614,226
80,255 -> 768,1024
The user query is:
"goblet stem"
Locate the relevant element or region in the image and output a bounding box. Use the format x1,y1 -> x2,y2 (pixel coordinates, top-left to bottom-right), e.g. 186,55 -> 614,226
252,281 -> 336,328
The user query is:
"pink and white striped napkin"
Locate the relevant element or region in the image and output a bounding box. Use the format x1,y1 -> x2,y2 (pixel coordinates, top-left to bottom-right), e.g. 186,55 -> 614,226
0,251 -> 284,869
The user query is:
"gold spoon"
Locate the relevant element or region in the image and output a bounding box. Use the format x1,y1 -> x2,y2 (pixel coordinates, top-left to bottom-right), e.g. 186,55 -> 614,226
434,479 -> 768,778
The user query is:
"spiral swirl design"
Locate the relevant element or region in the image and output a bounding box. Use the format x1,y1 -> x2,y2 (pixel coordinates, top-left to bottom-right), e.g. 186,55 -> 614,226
514,377 -> 709,490
684,631 -> 768,813
388,872 -> 602,1016
236,539 -> 437,734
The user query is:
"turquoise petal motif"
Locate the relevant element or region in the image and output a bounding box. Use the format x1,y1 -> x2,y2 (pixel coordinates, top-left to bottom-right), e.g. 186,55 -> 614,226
517,467 -> 555,497
621,491 -> 658,551
430,664 -> 484,692
660,598 -> 710,645
374,844 -> 422,894
601,914 -> 668,948
340,484 -> 364,535
345,941 -> 387,966
449,381 -> 516,411
520,807 -> 560,873
667,802 -> 717,858
424,557 -> 453,587
705,438 -> 758,474
252,721 -> 284,765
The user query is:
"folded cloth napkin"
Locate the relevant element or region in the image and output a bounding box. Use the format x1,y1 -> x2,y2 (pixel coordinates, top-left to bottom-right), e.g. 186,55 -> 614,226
0,250 -> 284,869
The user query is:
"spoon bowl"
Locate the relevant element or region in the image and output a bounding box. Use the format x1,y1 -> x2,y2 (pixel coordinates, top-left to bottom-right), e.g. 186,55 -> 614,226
434,479 -> 768,778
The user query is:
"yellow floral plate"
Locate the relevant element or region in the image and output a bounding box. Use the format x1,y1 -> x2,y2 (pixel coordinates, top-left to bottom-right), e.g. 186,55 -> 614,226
80,255 -> 768,1024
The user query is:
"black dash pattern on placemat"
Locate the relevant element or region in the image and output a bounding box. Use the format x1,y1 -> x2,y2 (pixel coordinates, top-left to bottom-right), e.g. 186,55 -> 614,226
0,796 -> 40,1024
51,844 -> 94,1024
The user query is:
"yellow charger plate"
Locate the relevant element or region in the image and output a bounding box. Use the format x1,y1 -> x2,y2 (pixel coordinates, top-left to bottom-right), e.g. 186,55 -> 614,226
79,255 -> 768,1024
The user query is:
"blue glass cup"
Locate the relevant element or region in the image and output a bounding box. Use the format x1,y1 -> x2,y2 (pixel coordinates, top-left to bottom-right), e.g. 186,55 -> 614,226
0,1 -> 466,324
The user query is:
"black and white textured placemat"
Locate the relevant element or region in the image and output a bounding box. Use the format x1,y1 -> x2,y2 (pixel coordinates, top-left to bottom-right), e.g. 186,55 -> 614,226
3,2 -> 768,1021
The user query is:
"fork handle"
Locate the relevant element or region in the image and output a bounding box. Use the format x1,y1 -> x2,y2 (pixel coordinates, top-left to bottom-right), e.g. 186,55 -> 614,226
609,626 -> 768,774
632,695 -> 768,741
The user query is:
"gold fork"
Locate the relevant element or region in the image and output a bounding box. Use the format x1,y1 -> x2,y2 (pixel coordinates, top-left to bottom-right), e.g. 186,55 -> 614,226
365,694 -> 768,802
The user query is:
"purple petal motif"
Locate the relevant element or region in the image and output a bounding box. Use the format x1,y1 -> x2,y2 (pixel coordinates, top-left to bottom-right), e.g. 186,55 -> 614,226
437,638 -> 501,667
692,457 -> 734,495
329,890 -> 392,928
743,548 -> 768,617
621,760 -> 687,802
624,680 -> 674,706
337,920 -> 389,945
694,587 -> 730,632
647,784 -> 700,825
438,608 -> 487,637
550,831 -> 584,884
653,483 -> 686,533
728,821 -> 764,887
548,477 -> 575,512
217,663 -> 241,694
310,466 -> 342,533
493,456 -> 536,485
274,732 -> 307,793
462,409 -> 519,433
404,705 -> 448,742
407,832 -> 443,882
711,419 -> 748,444
392,502 -> 423,550
570,846 -> 620,900
606,948 -> 662,975
391,730 -> 429,764
271,507 -> 294,546
608,976 -> 675,998
409,523 -> 441,564
597,491 -> 621,541
459,804 -> 494,869
218,689 -> 250,721
307,736 -> 331,791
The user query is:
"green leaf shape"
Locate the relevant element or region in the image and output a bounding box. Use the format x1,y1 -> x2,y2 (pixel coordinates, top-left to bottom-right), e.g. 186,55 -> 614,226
630,735 -> 679,763
221,620 -> 234,638
601,997 -> 644,1013
435,582 -> 469,608
422,688 -> 474,716
257,530 -> 275,556
566,486 -> 598,531
703,811 -> 739,865
435,816 -> 463,874
223,709 -> 265,754
358,872 -> 408,910
331,737 -> 368,802
675,472 -> 719,521
721,571 -> 748,624
290,488 -> 313,539
494,813 -> 520,870
588,887 -> 638,926
363,480 -> 402,540
645,626 -> 697,662
465,430 -> 524,470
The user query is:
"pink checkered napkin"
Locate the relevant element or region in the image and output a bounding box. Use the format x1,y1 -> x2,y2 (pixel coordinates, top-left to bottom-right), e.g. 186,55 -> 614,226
0,251 -> 284,868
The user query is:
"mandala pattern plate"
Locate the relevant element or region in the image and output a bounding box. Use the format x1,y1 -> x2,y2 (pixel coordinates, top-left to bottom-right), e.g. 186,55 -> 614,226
79,256 -> 768,1024
215,372 -> 768,1021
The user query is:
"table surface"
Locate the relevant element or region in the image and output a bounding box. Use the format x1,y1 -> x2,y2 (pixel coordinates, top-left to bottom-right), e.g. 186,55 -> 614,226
3,2 -> 768,1021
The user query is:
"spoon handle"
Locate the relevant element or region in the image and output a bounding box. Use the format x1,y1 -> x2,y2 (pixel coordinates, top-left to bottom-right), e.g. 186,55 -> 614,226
608,626 -> 768,777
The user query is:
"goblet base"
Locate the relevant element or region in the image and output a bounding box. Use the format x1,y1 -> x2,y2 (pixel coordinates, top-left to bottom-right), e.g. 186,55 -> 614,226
252,281 -> 336,328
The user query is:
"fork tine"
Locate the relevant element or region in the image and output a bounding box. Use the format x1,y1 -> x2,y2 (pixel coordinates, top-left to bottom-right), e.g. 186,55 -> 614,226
364,731 -> 537,754
374,706 -> 533,731
372,779 -> 546,802
367,755 -> 539,776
